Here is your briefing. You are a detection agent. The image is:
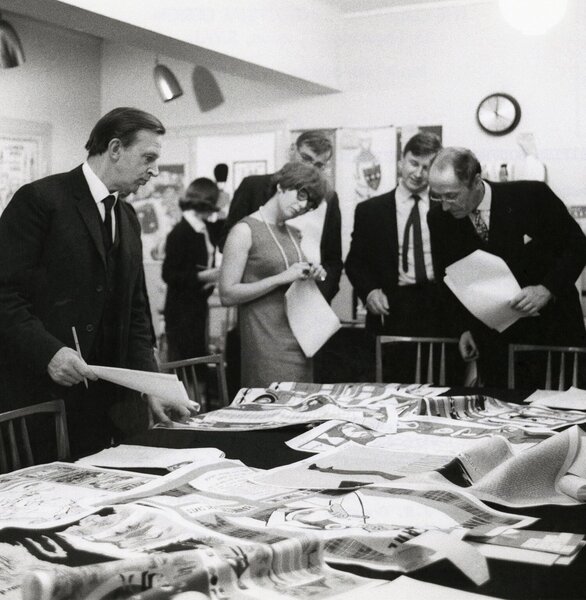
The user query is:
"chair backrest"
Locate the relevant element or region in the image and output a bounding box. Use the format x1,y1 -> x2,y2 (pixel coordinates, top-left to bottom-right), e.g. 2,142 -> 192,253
160,353 -> 229,411
376,335 -> 459,385
508,344 -> 586,390
0,399 -> 70,474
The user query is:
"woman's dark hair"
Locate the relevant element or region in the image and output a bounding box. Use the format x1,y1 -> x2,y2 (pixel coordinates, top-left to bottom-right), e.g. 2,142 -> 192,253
85,107 -> 165,156
179,177 -> 219,212
270,162 -> 327,208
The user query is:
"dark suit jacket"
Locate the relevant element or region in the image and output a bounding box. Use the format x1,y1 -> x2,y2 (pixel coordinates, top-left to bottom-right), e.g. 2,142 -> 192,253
345,189 -> 444,335
0,165 -> 156,409
220,174 -> 342,302
428,180 -> 586,348
162,217 -> 215,357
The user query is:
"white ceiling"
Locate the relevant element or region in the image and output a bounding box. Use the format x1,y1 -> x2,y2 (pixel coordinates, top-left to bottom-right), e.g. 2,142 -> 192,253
321,0 -> 486,15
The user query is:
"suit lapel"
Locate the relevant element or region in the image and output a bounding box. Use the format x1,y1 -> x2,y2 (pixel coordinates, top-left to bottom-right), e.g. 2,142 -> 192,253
71,165 -> 107,266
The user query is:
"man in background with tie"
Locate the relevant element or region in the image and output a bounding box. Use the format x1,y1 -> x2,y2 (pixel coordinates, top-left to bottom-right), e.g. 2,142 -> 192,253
0,107 -> 198,458
427,146 -> 586,386
345,131 -> 448,382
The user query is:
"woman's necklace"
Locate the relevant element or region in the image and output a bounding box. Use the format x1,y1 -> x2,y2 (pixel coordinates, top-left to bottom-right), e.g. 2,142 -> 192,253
258,206 -> 303,270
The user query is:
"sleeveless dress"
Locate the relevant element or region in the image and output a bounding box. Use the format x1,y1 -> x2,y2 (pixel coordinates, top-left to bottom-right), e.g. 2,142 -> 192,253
239,215 -> 312,388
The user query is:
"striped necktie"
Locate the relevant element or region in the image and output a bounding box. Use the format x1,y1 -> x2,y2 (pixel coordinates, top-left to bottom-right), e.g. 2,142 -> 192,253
472,209 -> 489,242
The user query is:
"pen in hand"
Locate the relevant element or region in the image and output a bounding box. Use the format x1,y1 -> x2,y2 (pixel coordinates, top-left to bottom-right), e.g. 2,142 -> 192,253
71,326 -> 88,389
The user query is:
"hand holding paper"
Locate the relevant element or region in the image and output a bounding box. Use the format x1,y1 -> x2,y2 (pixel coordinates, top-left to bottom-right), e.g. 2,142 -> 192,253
444,250 -> 528,332
89,365 -> 199,423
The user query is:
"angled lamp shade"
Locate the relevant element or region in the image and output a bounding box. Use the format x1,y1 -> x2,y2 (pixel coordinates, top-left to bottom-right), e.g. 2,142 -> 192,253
192,65 -> 224,112
0,13 -> 25,68
154,63 -> 183,102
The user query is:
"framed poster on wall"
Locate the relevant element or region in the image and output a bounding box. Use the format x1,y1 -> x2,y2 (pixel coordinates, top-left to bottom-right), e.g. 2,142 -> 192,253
0,117 -> 51,216
233,160 -> 267,192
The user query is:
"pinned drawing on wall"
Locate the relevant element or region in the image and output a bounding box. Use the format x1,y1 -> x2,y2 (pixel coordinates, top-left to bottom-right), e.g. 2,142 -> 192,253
335,126 -> 397,257
233,160 -> 267,193
129,164 -> 185,262
0,117 -> 50,217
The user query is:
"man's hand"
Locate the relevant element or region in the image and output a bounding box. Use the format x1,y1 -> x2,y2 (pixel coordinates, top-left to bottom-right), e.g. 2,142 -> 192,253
459,330 -> 480,362
509,285 -> 552,316
366,289 -> 389,316
47,347 -> 98,386
147,394 -> 200,426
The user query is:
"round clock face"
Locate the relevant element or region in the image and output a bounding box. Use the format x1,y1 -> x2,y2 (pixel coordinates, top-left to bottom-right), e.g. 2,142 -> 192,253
476,93 -> 521,136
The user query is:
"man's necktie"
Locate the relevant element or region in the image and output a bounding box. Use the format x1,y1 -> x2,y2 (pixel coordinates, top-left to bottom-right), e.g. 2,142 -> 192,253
102,195 -> 115,249
402,194 -> 427,283
472,209 -> 489,242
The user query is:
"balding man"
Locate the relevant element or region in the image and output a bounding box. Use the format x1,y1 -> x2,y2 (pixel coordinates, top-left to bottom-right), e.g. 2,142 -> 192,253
427,146 -> 586,387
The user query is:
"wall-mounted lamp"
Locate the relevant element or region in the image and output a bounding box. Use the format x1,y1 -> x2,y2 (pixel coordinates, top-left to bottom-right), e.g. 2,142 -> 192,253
153,59 -> 183,102
499,0 -> 568,35
192,65 -> 224,112
0,13 -> 25,68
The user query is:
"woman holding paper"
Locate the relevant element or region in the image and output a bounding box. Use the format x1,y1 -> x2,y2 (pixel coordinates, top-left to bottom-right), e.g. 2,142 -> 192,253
220,162 -> 327,387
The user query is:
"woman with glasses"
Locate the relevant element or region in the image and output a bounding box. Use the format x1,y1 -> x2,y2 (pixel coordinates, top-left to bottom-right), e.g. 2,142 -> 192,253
220,162 -> 327,387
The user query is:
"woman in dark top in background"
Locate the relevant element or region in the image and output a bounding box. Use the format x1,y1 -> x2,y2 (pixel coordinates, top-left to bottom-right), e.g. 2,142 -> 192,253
162,177 -> 220,362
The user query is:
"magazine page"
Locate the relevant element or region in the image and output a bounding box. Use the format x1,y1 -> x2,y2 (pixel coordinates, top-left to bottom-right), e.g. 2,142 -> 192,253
155,393 -> 397,433
76,445 -> 225,470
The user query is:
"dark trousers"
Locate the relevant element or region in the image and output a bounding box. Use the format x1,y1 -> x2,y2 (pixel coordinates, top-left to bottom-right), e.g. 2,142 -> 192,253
366,283 -> 464,385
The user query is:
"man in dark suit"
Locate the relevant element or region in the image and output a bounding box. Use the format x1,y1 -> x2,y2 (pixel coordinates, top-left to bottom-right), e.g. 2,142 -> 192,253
345,132 -> 451,382
221,130 -> 342,303
0,107 -> 198,458
427,146 -> 586,387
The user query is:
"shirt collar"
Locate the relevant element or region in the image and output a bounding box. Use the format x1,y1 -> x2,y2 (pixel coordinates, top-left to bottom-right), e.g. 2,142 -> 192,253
82,162 -> 118,206
183,210 -> 207,233
397,180 -> 429,204
476,180 -> 492,211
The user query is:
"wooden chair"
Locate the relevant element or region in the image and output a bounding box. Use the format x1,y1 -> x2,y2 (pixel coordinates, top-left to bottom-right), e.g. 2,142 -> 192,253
0,399 -> 70,474
376,335 -> 459,385
508,344 -> 586,390
160,353 -> 229,412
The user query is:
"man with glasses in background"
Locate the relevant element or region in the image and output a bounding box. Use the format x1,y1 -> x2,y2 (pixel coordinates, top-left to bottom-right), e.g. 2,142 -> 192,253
427,146 -> 586,387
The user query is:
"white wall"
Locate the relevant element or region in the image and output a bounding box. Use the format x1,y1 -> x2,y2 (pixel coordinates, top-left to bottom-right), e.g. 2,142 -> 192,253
99,0 -> 586,206
0,12 -> 102,173
58,0 -> 340,90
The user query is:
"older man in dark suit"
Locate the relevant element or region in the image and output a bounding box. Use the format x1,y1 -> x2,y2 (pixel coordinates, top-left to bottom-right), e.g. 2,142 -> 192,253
428,147 -> 586,387
0,107 -> 198,458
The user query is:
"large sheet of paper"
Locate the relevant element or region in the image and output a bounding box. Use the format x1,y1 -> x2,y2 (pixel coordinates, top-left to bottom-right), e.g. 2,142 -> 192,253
285,279 -> 341,357
527,386 -> 586,410
89,365 -> 190,403
444,249 -> 524,332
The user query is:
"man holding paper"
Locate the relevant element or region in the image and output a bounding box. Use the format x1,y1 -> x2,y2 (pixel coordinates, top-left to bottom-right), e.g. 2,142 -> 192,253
428,147 -> 586,386
0,108 -> 198,458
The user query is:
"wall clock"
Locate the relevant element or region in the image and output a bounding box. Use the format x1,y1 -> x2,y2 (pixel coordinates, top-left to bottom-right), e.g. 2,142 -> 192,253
476,93 -> 521,136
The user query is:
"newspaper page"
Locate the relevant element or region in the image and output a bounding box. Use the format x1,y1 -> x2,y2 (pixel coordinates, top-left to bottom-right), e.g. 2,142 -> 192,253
0,461 -> 223,529
267,381 -> 448,404
76,445 -> 225,470
414,395 -> 586,433
155,390 -> 397,433
22,533 -> 382,600
254,438 -> 515,490
286,415 -> 546,454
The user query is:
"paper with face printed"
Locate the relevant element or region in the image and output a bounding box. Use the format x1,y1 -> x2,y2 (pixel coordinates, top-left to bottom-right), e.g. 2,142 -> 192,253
444,250 -> 524,332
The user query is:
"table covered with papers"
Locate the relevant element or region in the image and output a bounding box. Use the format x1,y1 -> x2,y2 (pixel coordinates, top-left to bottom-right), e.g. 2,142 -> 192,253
1,382 -> 586,599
